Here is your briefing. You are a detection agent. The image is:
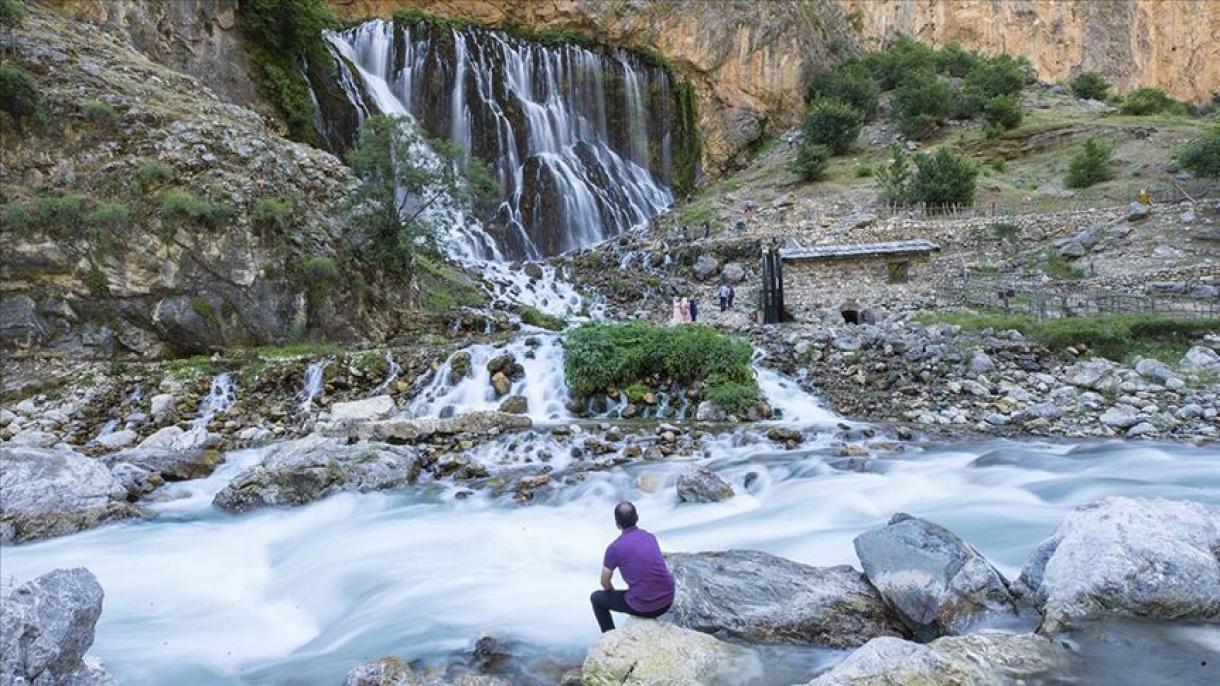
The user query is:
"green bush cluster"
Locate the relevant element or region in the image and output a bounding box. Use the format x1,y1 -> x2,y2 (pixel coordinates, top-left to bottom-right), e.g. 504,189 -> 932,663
301,254 -> 340,303
1042,250 -> 1085,281
1174,125 -> 1220,179
800,98 -> 863,155
788,141 -> 830,181
0,62 -> 39,121
1064,136 -> 1115,188
892,76 -> 954,139
1119,87 -> 1189,116
807,58 -> 879,118
160,189 -> 236,232
252,195 -> 294,231
563,322 -> 759,413
520,306 -> 566,332
136,160 -> 176,188
238,0 -> 339,146
83,99 -> 119,126
878,145 -> 978,207
918,312 -> 1220,363
1070,71 -> 1110,101
0,0 -> 27,28
0,195 -> 89,237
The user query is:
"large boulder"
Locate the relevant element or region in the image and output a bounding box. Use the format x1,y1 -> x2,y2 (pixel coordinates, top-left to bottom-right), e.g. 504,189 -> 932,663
0,446 -> 138,543
342,655 -> 511,686
721,262 -> 746,283
213,435 -> 419,512
675,467 -> 734,503
1181,345 -> 1220,370
101,446 -> 223,482
853,513 -> 1021,639
692,254 -> 720,281
804,636 -> 969,686
582,621 -> 759,686
804,632 -> 1069,686
0,567 -> 115,685
323,411 -> 532,442
137,425 -> 220,452
1015,497 -> 1220,632
329,395 -> 396,422
664,550 -> 905,646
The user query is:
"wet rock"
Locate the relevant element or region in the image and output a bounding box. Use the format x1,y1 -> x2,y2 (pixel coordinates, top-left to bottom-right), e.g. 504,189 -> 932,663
664,550 -> 905,646
491,372 -> 512,397
853,513 -> 1020,640
581,621 -> 759,686
1098,404 -> 1140,429
676,467 -> 734,503
766,426 -> 803,446
330,395 -> 396,422
803,636 -> 968,685
1064,359 -> 1117,390
0,567 -> 115,685
0,446 -> 137,543
9,429 -> 61,448
694,400 -> 726,422
109,462 -> 163,499
1125,421 -> 1158,438
213,435 -> 419,512
448,352 -> 472,385
497,395 -> 529,414
342,656 -> 414,685
323,411 -> 532,442
1016,496 -> 1220,632
523,262 -> 544,280
692,254 -> 720,281
149,393 -> 175,421
102,446 -> 223,481
94,429 -> 138,451
137,425 -> 220,452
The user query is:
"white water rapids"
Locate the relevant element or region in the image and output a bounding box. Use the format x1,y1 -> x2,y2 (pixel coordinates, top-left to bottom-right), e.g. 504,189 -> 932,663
4,400 -> 1219,684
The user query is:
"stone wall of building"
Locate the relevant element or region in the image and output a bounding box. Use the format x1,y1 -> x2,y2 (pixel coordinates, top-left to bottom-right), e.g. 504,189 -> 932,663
783,254 -> 938,317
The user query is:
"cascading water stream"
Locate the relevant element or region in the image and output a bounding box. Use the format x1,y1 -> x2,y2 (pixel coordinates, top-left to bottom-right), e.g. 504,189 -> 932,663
369,352 -> 402,396
296,362 -> 328,412
322,19 -> 683,260
193,373 -> 236,429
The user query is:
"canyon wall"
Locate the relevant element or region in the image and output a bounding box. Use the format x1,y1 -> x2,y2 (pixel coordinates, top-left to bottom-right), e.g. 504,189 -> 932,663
840,0 -> 1220,104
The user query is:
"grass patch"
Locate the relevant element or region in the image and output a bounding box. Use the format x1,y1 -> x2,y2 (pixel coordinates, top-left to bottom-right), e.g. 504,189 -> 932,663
915,311 -> 1220,363
677,200 -> 717,225
161,354 -> 216,381
251,341 -> 343,358
417,254 -> 484,314
520,306 -> 566,331
563,322 -> 760,414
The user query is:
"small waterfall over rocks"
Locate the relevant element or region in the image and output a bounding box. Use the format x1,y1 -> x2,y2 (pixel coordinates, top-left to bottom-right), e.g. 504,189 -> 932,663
194,373 -> 236,428
369,352 -> 402,396
322,18 -> 696,260
296,362 -> 328,412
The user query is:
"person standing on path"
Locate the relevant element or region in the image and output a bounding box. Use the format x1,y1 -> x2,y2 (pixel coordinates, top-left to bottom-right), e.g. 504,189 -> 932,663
590,502 -> 675,632
671,297 -> 682,323
718,283 -> 731,312
727,284 -> 735,309
680,297 -> 692,323
689,296 -> 699,322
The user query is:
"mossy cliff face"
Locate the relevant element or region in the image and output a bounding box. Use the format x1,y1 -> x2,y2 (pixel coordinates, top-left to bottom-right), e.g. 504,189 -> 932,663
327,0 -> 853,175
841,0 -> 1220,104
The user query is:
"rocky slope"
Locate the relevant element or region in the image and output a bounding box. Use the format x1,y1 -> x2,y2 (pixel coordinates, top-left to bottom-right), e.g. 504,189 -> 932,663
842,0 -> 1220,104
0,6 -> 425,357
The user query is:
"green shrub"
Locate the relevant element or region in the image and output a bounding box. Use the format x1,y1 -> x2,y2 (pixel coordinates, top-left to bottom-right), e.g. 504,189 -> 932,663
85,263 -> 107,296
301,254 -> 340,303
1070,71 -> 1110,101
807,58 -> 879,117
1174,125 -> 1220,178
0,0 -> 27,28
252,195 -> 294,231
891,74 -> 954,139
1064,136 -> 1115,188
1043,250 -> 1085,280
160,189 -> 236,231
677,200 -> 716,225
82,99 -> 119,126
853,162 -> 874,177
520,306 -> 566,331
962,54 -> 1027,98
136,160 -> 176,187
935,43 -> 983,78
0,62 -> 39,120
801,98 -> 863,154
989,157 -> 1006,172
982,94 -> 1023,130
1119,87 -> 1188,116
86,202 -> 132,233
0,202 -> 33,236
788,141 -> 831,182
866,34 -> 938,90
949,87 -> 986,120
563,322 -> 759,412
876,144 -> 914,204
33,195 -> 85,234
991,221 -> 1020,243
906,147 -> 979,207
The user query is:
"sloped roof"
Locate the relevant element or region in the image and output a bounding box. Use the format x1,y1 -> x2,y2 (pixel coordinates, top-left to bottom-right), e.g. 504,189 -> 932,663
779,239 -> 940,261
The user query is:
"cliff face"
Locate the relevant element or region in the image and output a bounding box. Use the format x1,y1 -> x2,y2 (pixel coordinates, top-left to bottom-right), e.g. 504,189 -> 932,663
840,0 -> 1220,104
328,0 -> 854,175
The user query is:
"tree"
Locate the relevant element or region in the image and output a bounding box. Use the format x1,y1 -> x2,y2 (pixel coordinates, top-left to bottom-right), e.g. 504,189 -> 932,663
1119,87 -> 1187,116
876,144 -> 913,204
347,115 -> 475,269
801,98 -> 863,155
0,62 -> 38,120
1070,72 -> 1110,101
1064,136 -> 1115,188
908,147 -> 979,207
788,141 -> 830,182
891,73 -> 954,139
1173,125 -> 1220,179
962,54 -> 1027,99
807,58 -> 879,118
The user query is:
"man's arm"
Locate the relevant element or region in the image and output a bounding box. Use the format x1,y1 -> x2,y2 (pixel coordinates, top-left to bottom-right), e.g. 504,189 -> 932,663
600,567 -> 615,592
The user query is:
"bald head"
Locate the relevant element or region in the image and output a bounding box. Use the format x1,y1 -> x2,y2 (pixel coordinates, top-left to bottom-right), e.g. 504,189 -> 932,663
614,501 -> 638,529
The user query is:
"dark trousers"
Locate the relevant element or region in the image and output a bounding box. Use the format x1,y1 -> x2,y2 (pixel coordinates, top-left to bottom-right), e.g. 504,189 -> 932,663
719,297 -> 728,312
590,590 -> 670,632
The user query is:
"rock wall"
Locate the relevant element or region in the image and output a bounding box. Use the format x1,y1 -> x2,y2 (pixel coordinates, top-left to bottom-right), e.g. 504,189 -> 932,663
327,0 -> 854,175
783,254 -> 938,315
840,0 -> 1220,104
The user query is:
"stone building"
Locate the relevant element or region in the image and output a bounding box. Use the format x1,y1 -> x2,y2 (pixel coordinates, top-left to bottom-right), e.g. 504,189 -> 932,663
779,240 -> 941,315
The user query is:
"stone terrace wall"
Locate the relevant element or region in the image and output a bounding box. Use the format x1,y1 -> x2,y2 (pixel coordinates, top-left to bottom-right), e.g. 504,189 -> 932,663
784,254 -> 938,317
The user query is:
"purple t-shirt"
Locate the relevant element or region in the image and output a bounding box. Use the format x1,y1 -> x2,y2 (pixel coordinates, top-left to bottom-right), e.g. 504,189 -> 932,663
603,527 -> 675,612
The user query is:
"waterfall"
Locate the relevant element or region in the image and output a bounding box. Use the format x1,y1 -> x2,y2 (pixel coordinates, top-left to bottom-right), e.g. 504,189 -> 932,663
322,19 -> 689,260
369,352 -> 402,396
194,373 -> 236,428
296,362 -> 328,412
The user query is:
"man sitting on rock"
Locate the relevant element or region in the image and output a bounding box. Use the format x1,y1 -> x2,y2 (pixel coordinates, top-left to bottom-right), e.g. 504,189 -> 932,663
590,501 -> 675,632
